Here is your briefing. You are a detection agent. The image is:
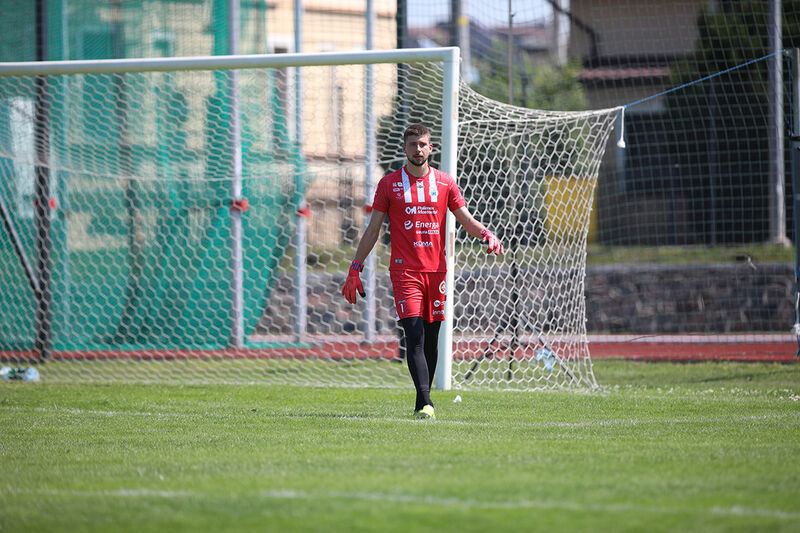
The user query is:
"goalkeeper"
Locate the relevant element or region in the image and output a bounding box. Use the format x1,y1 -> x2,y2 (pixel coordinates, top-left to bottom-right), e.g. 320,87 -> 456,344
342,124 -> 503,419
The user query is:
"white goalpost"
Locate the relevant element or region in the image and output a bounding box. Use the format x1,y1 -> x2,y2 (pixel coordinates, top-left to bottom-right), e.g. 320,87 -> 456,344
0,47 -> 617,389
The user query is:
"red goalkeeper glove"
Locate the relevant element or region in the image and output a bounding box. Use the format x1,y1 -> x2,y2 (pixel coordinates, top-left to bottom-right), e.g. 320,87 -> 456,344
342,260 -> 366,304
481,229 -> 504,255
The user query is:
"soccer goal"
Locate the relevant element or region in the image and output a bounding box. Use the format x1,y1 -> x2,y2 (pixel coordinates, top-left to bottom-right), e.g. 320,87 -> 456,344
0,48 -> 617,389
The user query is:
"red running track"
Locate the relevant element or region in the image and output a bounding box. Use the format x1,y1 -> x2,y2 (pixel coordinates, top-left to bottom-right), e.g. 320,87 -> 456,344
1,335 -> 797,363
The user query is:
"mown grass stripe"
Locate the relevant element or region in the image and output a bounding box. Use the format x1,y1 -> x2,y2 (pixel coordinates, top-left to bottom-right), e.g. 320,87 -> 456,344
1,404 -> 797,429
4,487 -> 799,521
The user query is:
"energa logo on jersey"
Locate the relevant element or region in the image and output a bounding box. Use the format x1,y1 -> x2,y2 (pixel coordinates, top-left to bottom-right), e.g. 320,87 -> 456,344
404,220 -> 413,230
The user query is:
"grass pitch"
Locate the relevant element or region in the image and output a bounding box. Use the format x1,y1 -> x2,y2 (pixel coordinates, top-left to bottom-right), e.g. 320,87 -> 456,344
1,361 -> 799,532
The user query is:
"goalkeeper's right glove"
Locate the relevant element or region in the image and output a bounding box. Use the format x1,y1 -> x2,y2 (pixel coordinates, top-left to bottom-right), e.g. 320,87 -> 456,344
342,260 -> 366,304
481,229 -> 505,255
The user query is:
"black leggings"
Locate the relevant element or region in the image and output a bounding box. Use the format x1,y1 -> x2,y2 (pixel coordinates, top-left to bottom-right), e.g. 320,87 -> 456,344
399,317 -> 442,411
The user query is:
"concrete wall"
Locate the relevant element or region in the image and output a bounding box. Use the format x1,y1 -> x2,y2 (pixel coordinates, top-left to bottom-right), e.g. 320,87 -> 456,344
257,263 -> 794,336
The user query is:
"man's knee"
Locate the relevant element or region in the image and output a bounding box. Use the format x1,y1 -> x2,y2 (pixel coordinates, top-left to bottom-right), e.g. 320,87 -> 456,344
400,316 -> 425,345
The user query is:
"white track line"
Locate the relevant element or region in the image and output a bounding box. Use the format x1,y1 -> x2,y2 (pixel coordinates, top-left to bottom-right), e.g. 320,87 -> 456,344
1,405 -> 798,430
3,487 -> 799,521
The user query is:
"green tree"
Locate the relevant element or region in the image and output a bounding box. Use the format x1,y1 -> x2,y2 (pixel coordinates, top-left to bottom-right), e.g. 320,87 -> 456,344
472,36 -> 587,111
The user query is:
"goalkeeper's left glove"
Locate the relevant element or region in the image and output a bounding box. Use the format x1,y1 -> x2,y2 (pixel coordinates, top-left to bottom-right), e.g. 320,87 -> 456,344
342,260 -> 366,304
481,229 -> 505,255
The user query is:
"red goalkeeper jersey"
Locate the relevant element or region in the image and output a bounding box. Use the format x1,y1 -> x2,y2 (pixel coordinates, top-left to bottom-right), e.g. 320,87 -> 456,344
372,165 -> 466,272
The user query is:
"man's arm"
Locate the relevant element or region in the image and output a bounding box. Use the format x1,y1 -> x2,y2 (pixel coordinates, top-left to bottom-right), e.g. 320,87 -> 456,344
342,209 -> 387,304
352,209 -> 386,264
452,206 -> 485,239
452,206 -> 504,255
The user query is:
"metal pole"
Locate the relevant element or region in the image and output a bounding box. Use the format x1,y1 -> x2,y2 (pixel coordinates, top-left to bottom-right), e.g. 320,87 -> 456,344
451,0 -> 471,83
396,0 -> 409,130
293,0 -> 308,342
708,0 -> 718,245
506,0 -> 521,378
551,0 -> 567,65
34,0 -> 52,361
508,0 -> 513,104
0,49 -> 467,76
791,48 -> 800,352
435,47 -> 459,391
113,0 -> 144,344
228,0 -> 245,348
794,48 -> 800,235
769,0 -> 788,245
450,0 -> 460,47
0,190 -> 39,299
365,0 -> 377,342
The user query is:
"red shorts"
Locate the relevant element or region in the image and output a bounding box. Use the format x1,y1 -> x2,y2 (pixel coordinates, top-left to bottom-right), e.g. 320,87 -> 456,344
390,270 -> 447,322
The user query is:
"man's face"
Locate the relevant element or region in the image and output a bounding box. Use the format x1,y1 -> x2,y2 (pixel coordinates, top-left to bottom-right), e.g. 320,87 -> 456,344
403,134 -> 433,167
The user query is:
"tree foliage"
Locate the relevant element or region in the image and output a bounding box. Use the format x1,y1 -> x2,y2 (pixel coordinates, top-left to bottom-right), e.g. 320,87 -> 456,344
471,36 -> 587,111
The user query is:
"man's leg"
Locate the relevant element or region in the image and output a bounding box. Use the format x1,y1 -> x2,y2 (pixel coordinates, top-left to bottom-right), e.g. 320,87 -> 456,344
400,316 -> 432,411
423,320 -> 441,390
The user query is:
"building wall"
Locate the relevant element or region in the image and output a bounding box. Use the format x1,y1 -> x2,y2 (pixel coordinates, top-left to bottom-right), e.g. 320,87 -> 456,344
265,0 -> 398,247
569,0 -> 702,60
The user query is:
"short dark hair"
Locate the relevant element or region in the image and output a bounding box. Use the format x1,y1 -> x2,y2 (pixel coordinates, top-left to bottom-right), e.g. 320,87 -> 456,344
403,123 -> 430,142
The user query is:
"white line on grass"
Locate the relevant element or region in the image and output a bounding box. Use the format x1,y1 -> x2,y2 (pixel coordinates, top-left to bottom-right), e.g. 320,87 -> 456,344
1,405 -> 798,430
0,405 -> 157,417
4,486 -> 799,521
362,412 -> 800,430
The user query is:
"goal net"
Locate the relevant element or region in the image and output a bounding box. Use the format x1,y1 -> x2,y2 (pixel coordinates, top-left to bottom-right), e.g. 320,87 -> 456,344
0,49 -> 617,388
452,92 -> 617,390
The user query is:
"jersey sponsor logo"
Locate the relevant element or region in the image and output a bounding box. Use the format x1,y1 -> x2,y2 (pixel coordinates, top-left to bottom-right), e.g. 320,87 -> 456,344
404,205 -> 437,215
415,219 -> 440,235
432,309 -> 445,316
394,258 -> 403,264
416,221 -> 439,230
413,241 -> 433,248
429,174 -> 438,201
439,281 -> 446,293
404,220 -> 413,230
434,300 -> 441,307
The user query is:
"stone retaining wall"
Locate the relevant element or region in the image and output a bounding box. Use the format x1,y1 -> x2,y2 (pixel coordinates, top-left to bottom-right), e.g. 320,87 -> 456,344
256,264 -> 794,335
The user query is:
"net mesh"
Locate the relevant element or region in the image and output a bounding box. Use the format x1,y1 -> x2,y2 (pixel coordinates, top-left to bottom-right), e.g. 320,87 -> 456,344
452,91 -> 616,389
0,57 -> 617,388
